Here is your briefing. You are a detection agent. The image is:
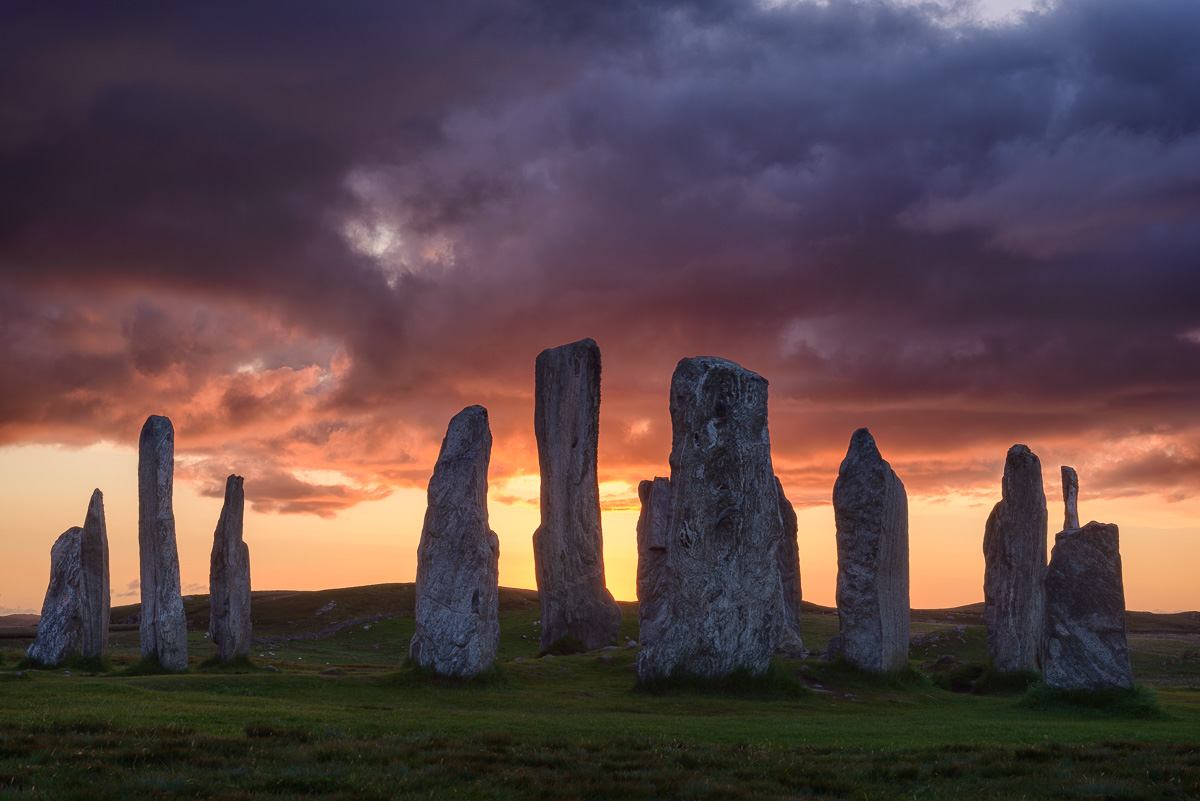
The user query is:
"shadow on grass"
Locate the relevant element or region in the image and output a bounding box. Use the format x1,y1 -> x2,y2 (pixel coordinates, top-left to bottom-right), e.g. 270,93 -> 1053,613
925,660 -> 1040,695
803,658 -> 931,692
1021,683 -> 1164,719
636,664 -> 807,699
119,655 -> 185,676
197,655 -> 258,673
17,652 -> 113,674
383,661 -> 510,690
539,636 -> 587,657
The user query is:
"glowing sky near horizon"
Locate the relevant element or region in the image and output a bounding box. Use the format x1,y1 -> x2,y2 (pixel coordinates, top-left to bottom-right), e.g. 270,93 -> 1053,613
2,0 -> 1199,614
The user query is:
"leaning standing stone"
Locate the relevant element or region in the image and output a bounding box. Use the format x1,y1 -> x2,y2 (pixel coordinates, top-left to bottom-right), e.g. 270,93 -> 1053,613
775,478 -> 805,657
210,475 -> 251,661
636,357 -> 783,681
983,444 -> 1047,674
25,528 -> 84,666
833,428 -> 910,673
635,476 -> 671,647
531,339 -> 621,652
1062,465 -> 1080,531
1042,522 -> 1134,690
138,414 -> 189,672
79,489 -> 110,659
409,406 -> 500,677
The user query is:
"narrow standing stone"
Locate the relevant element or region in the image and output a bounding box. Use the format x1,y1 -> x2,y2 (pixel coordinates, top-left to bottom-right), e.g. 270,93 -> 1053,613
1042,522 -> 1134,690
775,478 -> 805,656
1062,465 -> 1080,531
636,357 -> 783,681
409,406 -> 500,677
25,528 -> 84,666
983,444 -> 1047,674
833,428 -> 910,673
79,489 -> 110,659
209,475 -> 251,661
531,338 -> 621,652
635,476 -> 671,647
138,414 -> 188,672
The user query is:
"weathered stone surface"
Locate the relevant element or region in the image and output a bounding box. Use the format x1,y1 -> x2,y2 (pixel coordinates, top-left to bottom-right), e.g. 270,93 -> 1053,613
79,489 -> 110,659
636,357 -> 783,681
210,475 -> 251,661
532,338 -> 621,652
26,528 -> 84,666
138,414 -> 188,672
983,444 -> 1047,674
1042,522 -> 1133,690
409,405 -> 500,677
1062,465 -> 1079,531
775,478 -> 805,657
833,428 -> 910,673
635,476 -> 671,647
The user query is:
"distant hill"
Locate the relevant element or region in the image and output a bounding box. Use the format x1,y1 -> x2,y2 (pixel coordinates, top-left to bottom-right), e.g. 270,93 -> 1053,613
3,585 -> 1197,636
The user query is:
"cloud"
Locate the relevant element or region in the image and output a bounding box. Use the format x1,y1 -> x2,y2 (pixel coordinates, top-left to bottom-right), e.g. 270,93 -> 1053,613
1,0 -> 1198,513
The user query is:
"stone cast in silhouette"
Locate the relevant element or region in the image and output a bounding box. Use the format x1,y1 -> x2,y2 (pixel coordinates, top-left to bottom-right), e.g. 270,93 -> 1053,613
531,339 -> 622,652
409,405 -> 501,677
139,414 -> 189,672
25,489 -> 110,666
833,428 -> 910,673
636,357 -> 785,681
983,444 -> 1048,674
210,474 -> 252,661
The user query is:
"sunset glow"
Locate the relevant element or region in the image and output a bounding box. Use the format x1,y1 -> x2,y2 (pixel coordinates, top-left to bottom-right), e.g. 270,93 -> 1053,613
3,0 -> 1199,616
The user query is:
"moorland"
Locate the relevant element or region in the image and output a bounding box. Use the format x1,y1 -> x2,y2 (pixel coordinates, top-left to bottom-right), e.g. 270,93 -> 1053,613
2,584 -> 1199,799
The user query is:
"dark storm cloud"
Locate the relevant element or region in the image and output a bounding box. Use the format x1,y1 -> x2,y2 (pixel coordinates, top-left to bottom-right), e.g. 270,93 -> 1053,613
2,0 -> 1199,510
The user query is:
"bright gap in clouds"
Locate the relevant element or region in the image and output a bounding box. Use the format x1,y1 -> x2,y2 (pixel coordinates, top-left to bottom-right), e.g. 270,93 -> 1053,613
761,0 -> 1044,24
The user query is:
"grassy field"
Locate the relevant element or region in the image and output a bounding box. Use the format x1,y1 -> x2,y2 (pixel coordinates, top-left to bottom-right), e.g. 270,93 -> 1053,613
2,585 -> 1198,799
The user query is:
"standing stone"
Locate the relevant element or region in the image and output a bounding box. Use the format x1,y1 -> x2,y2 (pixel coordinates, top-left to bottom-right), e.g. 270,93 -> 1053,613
1062,466 -> 1080,531
409,406 -> 500,677
138,414 -> 188,672
833,428 -> 910,673
983,444 -> 1047,674
209,475 -> 251,661
532,338 -> 621,652
25,528 -> 84,666
636,357 -> 783,681
1042,522 -> 1133,690
79,489 -> 110,659
775,478 -> 805,657
635,476 -> 671,647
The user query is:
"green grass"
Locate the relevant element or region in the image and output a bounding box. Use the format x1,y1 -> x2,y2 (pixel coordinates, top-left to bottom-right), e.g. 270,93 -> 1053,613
1022,682 -> 1166,719
636,663 -> 807,699
2,586 -> 1198,799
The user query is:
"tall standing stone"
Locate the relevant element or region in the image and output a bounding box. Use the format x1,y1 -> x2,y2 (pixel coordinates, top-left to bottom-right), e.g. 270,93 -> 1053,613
636,357 -> 784,681
1042,522 -> 1134,690
532,338 -> 621,652
775,478 -> 805,656
79,489 -> 110,659
635,476 -> 671,647
25,527 -> 84,666
138,414 -> 188,672
1062,465 -> 1080,531
409,406 -> 500,677
983,444 -> 1047,674
833,428 -> 910,673
209,474 -> 251,661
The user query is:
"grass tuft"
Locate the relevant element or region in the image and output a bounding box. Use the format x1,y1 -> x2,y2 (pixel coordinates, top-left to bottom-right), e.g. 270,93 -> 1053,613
806,658 -> 931,692
539,635 -> 587,656
1022,683 -> 1165,718
119,655 -> 184,676
386,661 -> 510,689
636,664 -> 806,699
198,654 -> 257,673
974,667 -> 1041,695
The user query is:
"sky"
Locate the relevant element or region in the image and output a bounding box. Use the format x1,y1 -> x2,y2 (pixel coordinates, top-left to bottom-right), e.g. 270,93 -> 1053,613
3,0 -> 1199,616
